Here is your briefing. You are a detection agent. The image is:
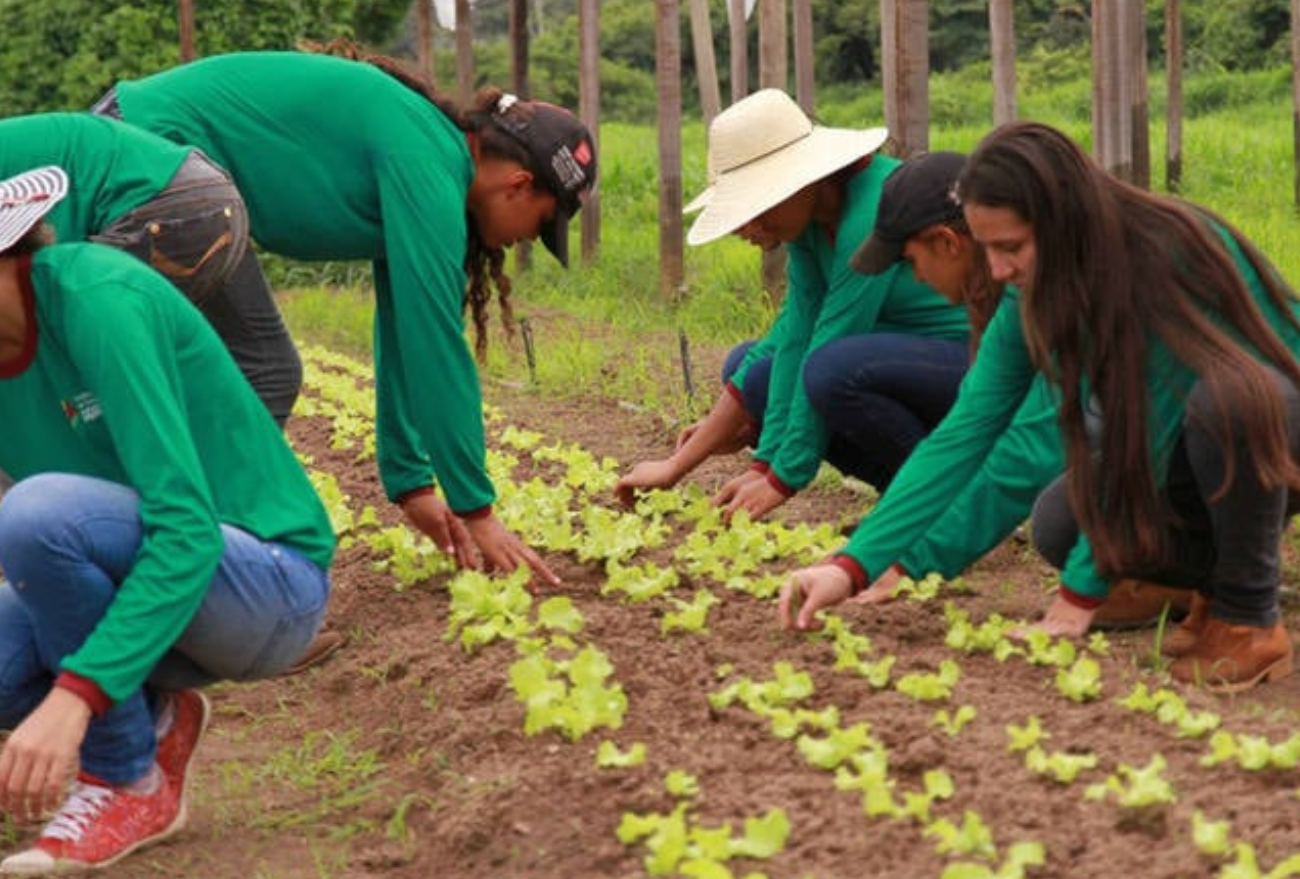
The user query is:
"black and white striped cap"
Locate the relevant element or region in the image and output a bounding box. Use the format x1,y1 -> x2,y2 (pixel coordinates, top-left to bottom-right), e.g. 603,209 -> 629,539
0,166 -> 68,253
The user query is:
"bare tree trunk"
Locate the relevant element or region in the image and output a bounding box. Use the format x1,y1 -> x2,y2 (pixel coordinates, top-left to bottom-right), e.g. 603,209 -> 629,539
989,0 -> 1016,125
688,0 -> 722,126
1092,0 -> 1131,179
758,0 -> 788,299
511,0 -> 533,270
656,0 -> 684,296
792,0 -> 814,115
416,0 -> 435,85
178,0 -> 195,63
1166,0 -> 1183,191
1293,0 -> 1300,207
579,0 -> 601,262
1129,0 -> 1150,188
455,0 -> 474,104
728,0 -> 749,103
882,0 -> 929,154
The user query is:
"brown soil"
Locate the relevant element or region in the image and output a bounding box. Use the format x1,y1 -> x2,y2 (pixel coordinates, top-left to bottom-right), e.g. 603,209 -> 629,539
90,362 -> 1300,879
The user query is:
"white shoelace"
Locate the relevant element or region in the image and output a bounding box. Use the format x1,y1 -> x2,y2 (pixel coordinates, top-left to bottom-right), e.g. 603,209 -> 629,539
40,781 -> 116,842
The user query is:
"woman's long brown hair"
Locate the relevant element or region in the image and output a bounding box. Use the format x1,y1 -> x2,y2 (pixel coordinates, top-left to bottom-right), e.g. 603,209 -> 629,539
299,39 -> 515,362
958,121 -> 1300,576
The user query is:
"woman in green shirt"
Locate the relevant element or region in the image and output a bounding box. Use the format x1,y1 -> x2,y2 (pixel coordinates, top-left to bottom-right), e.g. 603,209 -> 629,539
615,89 -> 969,521
101,44 -> 596,584
0,166 -> 335,871
785,122 -> 1300,692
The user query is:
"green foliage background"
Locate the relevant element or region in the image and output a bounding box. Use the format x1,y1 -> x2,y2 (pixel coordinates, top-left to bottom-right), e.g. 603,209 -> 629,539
0,0 -> 1292,120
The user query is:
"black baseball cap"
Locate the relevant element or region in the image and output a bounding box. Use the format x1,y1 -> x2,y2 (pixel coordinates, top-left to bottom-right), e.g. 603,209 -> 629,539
851,151 -> 967,276
492,94 -> 597,267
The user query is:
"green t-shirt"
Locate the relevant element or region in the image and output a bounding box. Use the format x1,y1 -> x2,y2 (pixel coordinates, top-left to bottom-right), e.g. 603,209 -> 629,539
118,51 -> 494,513
0,112 -> 189,242
0,243 -> 335,703
731,155 -> 971,490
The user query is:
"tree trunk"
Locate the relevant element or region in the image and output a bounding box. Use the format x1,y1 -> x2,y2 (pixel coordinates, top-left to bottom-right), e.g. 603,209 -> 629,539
758,0 -> 788,300
1091,0 -> 1131,179
1292,0 -> 1300,207
455,0 -> 474,104
416,0 -> 435,85
1129,0 -> 1150,189
656,0 -> 684,296
882,0 -> 929,154
728,0 -> 749,103
688,0 -> 722,127
178,0 -> 195,63
511,0 -> 533,270
989,0 -> 1016,125
792,0 -> 814,115
1166,0 -> 1183,191
579,0 -> 601,262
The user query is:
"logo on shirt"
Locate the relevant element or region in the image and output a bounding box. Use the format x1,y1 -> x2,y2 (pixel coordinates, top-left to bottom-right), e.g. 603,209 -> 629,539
61,392 -> 102,428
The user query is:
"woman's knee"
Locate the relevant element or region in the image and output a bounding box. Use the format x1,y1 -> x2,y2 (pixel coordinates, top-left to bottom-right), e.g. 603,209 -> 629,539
1030,477 -> 1077,570
0,475 -> 75,561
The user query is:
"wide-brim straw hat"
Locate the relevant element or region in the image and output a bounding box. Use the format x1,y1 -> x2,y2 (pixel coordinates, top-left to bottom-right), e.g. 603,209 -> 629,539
686,89 -> 887,245
0,166 -> 67,252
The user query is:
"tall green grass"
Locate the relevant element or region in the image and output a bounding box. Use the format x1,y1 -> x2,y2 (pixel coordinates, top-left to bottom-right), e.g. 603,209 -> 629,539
280,64 -> 1300,419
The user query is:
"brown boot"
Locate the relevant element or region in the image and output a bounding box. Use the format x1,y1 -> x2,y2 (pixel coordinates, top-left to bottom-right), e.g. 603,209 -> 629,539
280,629 -> 346,677
1168,618 -> 1293,693
1160,591 -> 1209,658
1090,579 -> 1193,631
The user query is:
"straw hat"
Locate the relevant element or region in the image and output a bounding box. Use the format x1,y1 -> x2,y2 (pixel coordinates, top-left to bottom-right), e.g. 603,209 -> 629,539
686,89 -> 887,246
0,166 -> 67,252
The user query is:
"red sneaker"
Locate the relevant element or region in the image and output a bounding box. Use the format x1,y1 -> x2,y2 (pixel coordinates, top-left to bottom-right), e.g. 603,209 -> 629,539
154,689 -> 211,798
0,770 -> 184,874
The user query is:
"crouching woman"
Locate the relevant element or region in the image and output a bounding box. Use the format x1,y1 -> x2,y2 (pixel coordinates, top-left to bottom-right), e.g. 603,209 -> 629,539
0,166 -> 335,873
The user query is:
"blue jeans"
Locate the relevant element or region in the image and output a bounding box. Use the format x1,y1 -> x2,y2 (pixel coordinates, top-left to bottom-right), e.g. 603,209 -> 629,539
725,335 -> 969,490
0,474 -> 330,784
92,91 -> 303,426
1031,371 -> 1300,626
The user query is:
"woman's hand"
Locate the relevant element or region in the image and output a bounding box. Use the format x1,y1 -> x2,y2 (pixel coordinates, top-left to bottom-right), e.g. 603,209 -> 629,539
614,459 -> 681,507
778,565 -> 853,631
848,564 -> 906,606
399,492 -> 477,570
0,688 -> 91,821
1015,592 -> 1094,639
464,512 -> 561,589
714,469 -> 786,521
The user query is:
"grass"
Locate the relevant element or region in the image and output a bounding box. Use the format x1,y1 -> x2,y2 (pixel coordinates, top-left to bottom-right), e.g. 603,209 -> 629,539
278,65 -> 1300,421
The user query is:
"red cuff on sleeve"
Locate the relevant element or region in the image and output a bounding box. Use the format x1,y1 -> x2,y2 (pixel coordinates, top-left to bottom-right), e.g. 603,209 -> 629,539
831,554 -> 869,595
749,460 -> 771,475
723,381 -> 746,405
1059,585 -> 1105,610
763,469 -> 797,498
457,505 -> 492,521
55,671 -> 113,717
395,486 -> 435,506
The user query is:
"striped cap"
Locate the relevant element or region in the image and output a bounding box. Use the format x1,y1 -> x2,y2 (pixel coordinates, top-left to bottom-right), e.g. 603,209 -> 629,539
0,166 -> 68,253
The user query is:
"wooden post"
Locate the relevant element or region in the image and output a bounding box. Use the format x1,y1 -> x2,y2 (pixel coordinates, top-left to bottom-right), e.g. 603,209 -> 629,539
792,0 -> 814,115
882,0 -> 929,154
1166,0 -> 1183,191
989,0 -> 1016,125
455,0 -> 474,104
579,0 -> 601,263
416,0 -> 435,85
1130,0 -> 1150,189
656,0 -> 684,296
687,0 -> 722,127
510,0 -> 533,271
1091,0 -> 1131,179
1292,0 -> 1300,207
728,0 -> 749,103
178,0 -> 195,63
758,0 -> 787,299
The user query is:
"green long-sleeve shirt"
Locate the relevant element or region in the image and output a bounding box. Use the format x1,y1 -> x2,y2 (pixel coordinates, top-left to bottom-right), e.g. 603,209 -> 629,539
731,155 -> 970,491
0,113 -> 190,242
843,225 -> 1300,599
0,243 -> 335,704
117,51 -> 494,514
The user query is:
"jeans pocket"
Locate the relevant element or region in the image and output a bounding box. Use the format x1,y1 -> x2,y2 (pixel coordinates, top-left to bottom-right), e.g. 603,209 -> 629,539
94,205 -> 239,305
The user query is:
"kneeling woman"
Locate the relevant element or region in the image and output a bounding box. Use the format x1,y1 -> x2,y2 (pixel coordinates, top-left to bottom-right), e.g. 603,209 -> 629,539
0,167 -> 335,871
